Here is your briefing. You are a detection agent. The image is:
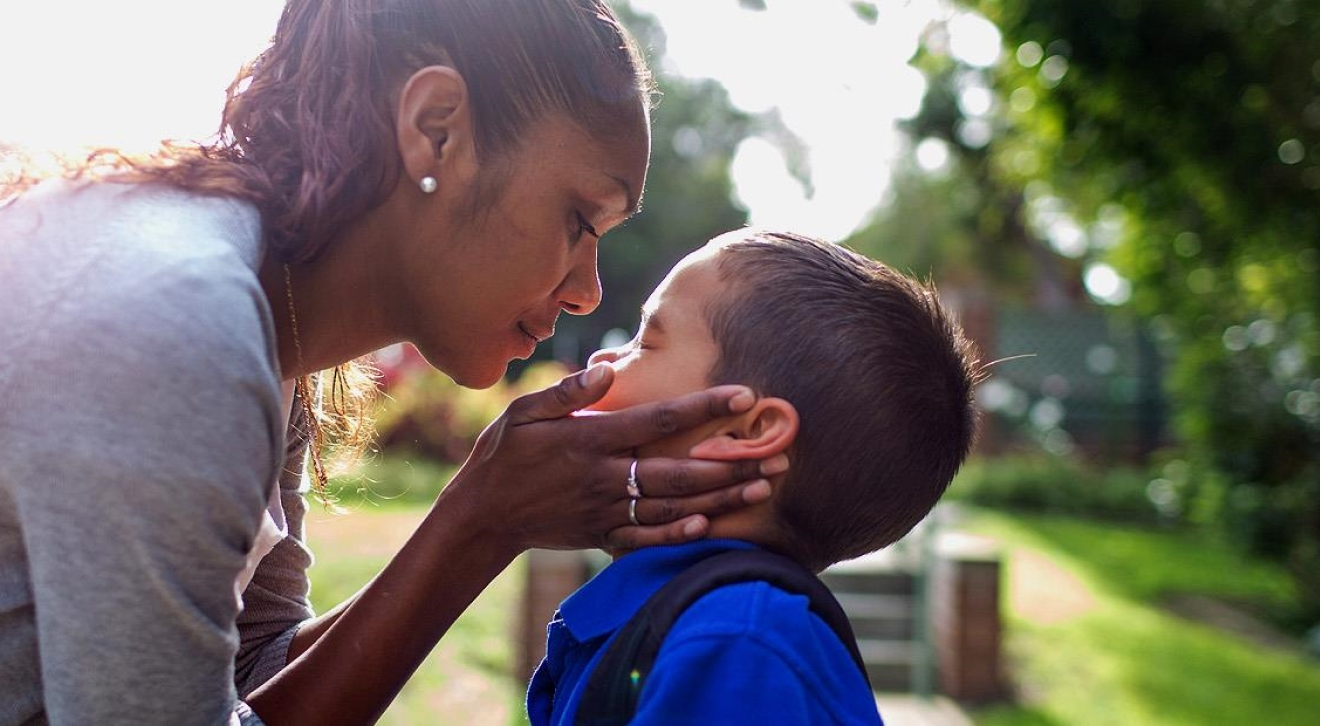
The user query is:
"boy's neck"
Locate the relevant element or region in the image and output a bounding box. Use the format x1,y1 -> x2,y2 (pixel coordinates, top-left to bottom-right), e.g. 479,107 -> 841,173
608,502 -> 803,565
703,503 -> 803,564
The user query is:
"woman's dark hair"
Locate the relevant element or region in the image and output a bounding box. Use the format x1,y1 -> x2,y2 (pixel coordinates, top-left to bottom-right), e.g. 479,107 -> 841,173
705,231 -> 982,570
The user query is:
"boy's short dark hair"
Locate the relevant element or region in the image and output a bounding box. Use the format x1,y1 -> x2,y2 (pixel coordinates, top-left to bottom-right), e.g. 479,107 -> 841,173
705,230 -> 981,570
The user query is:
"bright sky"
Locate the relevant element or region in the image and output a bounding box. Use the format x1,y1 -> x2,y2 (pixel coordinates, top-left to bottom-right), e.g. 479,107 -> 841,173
0,0 -> 1002,241
630,0 -> 965,240
0,1 -> 282,153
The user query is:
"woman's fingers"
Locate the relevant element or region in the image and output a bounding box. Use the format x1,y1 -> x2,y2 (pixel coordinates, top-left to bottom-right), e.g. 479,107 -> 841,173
628,455 -> 786,498
602,479 -> 774,551
583,385 -> 757,450
639,479 -> 772,524
505,364 -> 613,425
605,515 -> 709,552
605,515 -> 710,552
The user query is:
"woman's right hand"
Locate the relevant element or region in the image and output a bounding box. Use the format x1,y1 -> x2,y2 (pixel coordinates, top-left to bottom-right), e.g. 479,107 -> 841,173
442,363 -> 784,555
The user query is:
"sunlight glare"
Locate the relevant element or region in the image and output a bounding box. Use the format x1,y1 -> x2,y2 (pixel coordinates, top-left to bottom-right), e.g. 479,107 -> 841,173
630,0 -> 947,240
5,0 -> 953,242
915,137 -> 951,172
947,11 -> 1002,68
1083,263 -> 1132,305
0,1 -> 283,154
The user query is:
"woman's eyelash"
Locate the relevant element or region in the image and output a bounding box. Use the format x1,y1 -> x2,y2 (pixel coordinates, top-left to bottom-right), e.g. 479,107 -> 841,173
575,212 -> 600,239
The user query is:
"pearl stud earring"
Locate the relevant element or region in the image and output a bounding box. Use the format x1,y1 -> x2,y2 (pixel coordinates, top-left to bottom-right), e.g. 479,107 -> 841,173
419,176 -> 438,194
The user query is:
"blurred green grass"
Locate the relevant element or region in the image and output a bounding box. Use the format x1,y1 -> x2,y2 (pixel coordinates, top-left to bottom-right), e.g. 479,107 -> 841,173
960,508 -> 1320,726
303,462 -> 1320,725
304,502 -> 530,725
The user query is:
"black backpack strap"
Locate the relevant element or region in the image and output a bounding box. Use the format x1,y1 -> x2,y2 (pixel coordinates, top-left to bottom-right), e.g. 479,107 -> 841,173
573,549 -> 869,726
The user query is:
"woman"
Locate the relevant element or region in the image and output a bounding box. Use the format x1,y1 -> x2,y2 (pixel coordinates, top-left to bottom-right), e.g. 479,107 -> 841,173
0,1 -> 778,724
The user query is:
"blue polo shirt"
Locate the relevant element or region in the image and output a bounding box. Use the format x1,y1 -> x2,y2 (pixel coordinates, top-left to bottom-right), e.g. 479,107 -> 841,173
526,539 -> 885,725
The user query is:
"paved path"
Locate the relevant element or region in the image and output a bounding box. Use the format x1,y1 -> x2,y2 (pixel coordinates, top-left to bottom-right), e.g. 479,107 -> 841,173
877,694 -> 975,726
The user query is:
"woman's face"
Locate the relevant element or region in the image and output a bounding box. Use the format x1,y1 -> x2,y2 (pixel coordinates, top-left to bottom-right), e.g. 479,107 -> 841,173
404,112 -> 650,388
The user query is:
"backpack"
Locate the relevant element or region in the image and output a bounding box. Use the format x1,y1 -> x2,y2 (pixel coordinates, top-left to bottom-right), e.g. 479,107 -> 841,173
573,548 -> 871,726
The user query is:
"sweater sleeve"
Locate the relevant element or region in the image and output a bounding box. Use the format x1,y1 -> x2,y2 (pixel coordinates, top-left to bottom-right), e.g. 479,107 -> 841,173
10,252 -> 286,724
234,406 -> 316,697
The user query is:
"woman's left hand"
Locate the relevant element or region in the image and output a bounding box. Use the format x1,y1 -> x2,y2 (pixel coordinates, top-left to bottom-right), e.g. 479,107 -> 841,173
444,363 -> 780,555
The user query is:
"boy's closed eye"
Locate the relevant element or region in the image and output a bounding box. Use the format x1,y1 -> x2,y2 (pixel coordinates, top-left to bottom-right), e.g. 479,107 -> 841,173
628,312 -> 662,351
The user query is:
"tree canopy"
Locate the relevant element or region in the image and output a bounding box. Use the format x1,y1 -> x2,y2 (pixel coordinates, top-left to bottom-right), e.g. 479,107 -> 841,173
944,0 -> 1320,618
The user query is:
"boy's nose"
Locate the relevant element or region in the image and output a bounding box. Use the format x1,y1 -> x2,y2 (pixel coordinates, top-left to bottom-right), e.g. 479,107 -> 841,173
588,347 -> 621,367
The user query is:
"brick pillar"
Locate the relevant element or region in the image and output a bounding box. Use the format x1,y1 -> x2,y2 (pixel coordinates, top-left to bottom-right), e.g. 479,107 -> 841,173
516,550 -> 591,682
931,533 -> 1005,703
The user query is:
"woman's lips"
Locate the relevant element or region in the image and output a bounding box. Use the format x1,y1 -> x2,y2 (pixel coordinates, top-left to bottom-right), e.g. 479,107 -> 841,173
516,322 -> 555,356
518,322 -> 555,343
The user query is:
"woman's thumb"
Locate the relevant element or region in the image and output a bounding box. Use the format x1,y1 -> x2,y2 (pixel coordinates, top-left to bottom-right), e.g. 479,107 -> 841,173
507,363 -> 614,424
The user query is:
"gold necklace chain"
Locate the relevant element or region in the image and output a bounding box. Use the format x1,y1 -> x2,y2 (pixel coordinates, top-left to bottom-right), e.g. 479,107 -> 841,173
283,264 -> 329,493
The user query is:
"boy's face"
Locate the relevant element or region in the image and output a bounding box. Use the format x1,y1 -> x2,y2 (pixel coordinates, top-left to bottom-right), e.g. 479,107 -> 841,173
587,244 -> 725,455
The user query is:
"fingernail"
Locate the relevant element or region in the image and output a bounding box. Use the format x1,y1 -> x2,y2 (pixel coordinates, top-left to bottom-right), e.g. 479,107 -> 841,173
683,518 -> 706,537
743,479 -> 772,503
761,454 -> 790,476
584,363 -> 610,386
729,388 -> 755,412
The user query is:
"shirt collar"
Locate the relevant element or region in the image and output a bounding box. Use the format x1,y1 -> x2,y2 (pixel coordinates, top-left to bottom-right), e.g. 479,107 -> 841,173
558,539 -> 757,642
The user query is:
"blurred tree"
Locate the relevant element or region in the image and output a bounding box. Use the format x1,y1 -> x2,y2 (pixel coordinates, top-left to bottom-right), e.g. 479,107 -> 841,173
948,0 -> 1320,622
848,16 -> 1116,464
850,56 -> 1085,310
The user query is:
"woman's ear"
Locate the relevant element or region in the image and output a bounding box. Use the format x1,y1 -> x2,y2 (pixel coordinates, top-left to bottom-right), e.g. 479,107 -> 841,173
687,397 -> 798,461
395,65 -> 474,191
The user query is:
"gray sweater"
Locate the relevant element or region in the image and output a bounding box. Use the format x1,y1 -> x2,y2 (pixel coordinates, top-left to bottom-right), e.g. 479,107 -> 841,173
0,181 -> 315,725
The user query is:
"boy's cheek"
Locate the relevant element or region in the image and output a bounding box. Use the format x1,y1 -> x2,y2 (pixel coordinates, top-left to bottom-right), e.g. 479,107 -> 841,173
584,387 -> 630,413
584,363 -> 648,413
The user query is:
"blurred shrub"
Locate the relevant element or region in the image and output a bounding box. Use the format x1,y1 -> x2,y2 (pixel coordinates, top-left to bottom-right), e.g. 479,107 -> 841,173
373,360 -> 576,464
947,454 -> 1173,525
321,361 -> 576,507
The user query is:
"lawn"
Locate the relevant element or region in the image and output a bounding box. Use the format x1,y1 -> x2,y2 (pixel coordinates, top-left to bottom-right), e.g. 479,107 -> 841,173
303,503 -> 530,725
958,507 -> 1320,726
299,493 -> 1320,725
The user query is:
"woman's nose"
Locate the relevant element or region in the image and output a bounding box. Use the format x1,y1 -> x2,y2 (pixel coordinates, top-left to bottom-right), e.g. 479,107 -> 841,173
558,242 -> 602,316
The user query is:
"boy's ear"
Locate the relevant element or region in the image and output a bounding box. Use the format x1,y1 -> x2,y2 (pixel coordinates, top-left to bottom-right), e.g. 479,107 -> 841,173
687,397 -> 798,461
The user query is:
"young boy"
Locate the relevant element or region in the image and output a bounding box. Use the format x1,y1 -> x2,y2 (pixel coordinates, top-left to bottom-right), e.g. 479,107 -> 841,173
527,229 -> 980,725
